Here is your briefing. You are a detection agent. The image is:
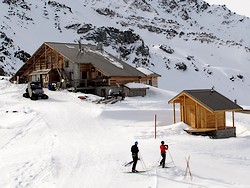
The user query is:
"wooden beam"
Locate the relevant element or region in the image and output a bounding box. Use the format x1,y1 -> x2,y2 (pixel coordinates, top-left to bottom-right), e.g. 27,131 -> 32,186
173,103 -> 176,124
201,108 -> 204,128
232,111 -> 235,127
215,113 -> 218,130
195,103 -> 198,128
184,95 -> 186,123
45,44 -> 47,68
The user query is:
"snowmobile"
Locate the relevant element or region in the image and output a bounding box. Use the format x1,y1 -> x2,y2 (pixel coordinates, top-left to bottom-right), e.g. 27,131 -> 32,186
23,81 -> 49,100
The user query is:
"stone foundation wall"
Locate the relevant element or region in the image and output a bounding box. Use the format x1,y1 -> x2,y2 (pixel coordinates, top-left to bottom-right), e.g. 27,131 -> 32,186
209,127 -> 236,139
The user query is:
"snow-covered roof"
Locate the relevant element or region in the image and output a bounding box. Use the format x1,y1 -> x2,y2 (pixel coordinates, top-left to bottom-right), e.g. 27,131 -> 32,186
124,82 -> 149,89
46,42 -> 145,77
136,67 -> 153,75
136,67 -> 160,77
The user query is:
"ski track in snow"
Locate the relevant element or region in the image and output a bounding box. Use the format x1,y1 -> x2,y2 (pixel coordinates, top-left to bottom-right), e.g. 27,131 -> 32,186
0,81 -> 54,187
1,79 -> 250,187
0,112 -> 54,188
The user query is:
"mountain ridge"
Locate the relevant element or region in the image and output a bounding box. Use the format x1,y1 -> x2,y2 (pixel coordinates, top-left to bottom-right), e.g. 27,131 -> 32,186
1,0 -> 250,105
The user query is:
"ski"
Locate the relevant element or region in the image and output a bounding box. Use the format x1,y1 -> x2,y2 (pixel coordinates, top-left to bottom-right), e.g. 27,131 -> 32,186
125,170 -> 147,173
160,166 -> 171,168
158,165 -> 172,168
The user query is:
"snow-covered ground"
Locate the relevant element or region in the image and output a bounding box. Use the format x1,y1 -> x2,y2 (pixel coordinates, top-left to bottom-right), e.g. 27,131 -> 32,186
0,77 -> 250,188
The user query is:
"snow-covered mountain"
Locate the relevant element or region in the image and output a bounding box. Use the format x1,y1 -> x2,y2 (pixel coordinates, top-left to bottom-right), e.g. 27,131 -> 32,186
1,0 -> 250,105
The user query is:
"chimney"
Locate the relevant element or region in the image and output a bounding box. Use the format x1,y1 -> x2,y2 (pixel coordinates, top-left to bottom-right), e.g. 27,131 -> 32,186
211,86 -> 214,92
78,39 -> 84,53
96,42 -> 103,51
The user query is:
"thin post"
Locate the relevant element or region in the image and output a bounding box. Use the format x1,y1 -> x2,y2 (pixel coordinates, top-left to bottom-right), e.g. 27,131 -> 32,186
232,111 -> 235,127
173,103 -> 176,124
195,103 -> 198,128
184,95 -> 186,123
154,114 -> 157,139
215,113 -> 218,130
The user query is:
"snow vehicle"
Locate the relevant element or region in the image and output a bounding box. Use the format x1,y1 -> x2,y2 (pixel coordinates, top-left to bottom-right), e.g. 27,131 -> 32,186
23,81 -> 49,100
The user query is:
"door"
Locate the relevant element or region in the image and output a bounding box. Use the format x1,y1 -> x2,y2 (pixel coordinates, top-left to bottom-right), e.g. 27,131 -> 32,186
82,72 -> 88,79
101,89 -> 106,97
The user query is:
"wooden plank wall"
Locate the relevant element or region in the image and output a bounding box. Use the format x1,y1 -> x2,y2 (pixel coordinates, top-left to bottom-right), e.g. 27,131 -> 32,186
23,44 -> 64,78
110,76 -> 141,86
178,95 -> 226,130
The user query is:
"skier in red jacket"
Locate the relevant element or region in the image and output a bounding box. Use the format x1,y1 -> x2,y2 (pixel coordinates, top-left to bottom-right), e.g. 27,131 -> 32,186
160,141 -> 168,168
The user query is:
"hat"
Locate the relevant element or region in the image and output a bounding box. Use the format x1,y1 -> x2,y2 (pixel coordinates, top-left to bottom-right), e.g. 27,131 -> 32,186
135,141 -> 138,145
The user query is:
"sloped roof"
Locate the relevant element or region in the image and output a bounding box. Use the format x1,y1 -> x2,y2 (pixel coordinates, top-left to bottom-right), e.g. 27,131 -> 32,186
169,89 -> 243,112
136,67 -> 161,77
45,42 -> 146,77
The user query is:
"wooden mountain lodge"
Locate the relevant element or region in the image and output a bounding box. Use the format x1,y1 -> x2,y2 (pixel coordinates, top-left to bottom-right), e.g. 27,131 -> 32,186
10,42 -> 160,97
168,89 -> 243,138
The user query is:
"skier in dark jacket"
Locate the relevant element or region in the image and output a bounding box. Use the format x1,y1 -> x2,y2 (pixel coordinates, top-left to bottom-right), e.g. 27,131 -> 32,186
131,141 -> 139,172
160,141 -> 168,168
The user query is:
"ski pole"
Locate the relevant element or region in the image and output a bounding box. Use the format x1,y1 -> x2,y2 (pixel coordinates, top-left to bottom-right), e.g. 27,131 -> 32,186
157,155 -> 161,164
139,152 -> 148,172
168,150 -> 176,167
124,160 -> 133,167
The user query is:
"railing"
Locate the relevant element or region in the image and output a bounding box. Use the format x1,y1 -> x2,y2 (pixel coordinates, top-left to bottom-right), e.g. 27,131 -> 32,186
68,78 -> 109,88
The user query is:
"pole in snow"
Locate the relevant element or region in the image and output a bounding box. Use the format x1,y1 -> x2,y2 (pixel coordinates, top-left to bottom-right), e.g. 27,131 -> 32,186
154,114 -> 157,139
184,156 -> 192,181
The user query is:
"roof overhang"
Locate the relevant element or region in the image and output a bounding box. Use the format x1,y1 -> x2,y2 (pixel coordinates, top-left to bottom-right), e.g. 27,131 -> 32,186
168,90 -> 243,113
29,69 -> 51,76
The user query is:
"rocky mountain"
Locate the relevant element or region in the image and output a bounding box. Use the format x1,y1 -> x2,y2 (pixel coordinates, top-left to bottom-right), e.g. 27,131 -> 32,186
0,0 -> 250,104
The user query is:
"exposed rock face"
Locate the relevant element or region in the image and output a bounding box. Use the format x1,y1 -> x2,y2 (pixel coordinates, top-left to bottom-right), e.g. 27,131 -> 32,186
14,50 -> 31,62
0,67 -> 5,76
0,0 -> 249,82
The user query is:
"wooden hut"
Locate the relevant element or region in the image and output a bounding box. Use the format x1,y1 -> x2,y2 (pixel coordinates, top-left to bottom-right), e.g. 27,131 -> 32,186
123,83 -> 149,97
168,89 -> 243,138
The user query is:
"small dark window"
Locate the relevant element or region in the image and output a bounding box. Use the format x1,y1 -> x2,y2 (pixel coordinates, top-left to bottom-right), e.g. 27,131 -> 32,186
148,79 -> 152,86
65,61 -> 69,67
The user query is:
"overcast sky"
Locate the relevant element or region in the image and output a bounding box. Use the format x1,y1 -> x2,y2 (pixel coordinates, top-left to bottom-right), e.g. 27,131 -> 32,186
205,0 -> 250,17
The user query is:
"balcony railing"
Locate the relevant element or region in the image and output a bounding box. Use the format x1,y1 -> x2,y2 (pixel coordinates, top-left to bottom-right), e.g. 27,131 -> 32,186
68,78 -> 109,88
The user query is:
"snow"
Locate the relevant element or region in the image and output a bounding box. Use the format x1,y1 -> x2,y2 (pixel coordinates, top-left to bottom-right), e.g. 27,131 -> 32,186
137,67 -> 154,76
1,0 -> 250,187
125,82 -> 149,89
1,77 -> 250,188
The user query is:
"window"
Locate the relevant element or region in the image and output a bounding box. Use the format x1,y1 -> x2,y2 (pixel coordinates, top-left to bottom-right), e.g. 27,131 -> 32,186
147,79 -> 152,86
65,60 -> 69,67
47,56 -> 51,63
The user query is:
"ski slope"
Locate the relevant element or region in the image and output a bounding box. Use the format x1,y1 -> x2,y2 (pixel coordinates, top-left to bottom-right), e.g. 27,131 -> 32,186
0,77 -> 250,188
